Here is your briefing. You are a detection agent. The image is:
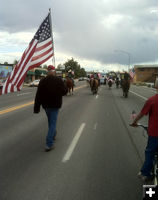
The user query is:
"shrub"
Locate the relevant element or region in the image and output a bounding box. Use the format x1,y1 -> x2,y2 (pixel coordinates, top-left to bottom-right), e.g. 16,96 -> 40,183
139,82 -> 146,86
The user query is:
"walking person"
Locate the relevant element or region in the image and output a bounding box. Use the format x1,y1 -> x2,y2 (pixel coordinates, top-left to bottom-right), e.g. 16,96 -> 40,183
34,65 -> 67,152
130,79 -> 158,181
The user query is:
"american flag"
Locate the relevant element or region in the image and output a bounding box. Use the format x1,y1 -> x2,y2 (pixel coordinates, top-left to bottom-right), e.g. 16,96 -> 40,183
1,12 -> 54,95
129,67 -> 135,79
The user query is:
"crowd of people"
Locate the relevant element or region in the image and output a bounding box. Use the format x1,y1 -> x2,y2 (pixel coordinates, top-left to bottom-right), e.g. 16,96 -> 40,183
88,71 -> 131,89
33,65 -> 158,184
33,68 -> 132,151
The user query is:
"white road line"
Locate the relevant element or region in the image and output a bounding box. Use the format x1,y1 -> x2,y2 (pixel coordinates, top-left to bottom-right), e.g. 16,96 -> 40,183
154,176 -> 158,185
17,92 -> 32,96
62,123 -> 86,163
129,90 -> 147,101
93,123 -> 98,130
133,85 -> 157,93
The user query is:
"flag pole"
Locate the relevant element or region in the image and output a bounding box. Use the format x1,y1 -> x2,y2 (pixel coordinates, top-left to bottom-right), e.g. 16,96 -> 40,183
49,8 -> 56,68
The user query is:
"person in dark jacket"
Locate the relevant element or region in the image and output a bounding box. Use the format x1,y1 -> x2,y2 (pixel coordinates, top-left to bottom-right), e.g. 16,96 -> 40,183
124,71 -> 130,80
34,65 -> 67,151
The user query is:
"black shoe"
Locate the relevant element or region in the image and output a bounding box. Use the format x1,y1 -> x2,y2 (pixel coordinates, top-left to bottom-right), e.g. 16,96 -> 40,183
137,172 -> 153,182
45,145 -> 55,152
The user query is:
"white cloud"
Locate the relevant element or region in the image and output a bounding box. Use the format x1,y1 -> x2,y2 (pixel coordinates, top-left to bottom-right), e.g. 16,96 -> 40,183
101,14 -> 124,29
1,0 -> 158,72
150,9 -> 158,13
0,52 -> 22,63
0,31 -> 34,53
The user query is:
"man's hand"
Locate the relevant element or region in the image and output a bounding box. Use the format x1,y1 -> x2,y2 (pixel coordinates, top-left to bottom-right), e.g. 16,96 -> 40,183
34,107 -> 40,113
34,110 -> 40,114
130,112 -> 144,127
130,122 -> 138,127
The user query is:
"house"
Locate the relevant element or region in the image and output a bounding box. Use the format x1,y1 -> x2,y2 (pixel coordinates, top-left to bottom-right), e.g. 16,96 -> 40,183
133,64 -> 158,83
0,64 -> 13,80
25,68 -> 47,83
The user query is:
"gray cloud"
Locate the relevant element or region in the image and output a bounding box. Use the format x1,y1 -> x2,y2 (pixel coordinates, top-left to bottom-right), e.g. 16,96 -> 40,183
1,0 -> 158,66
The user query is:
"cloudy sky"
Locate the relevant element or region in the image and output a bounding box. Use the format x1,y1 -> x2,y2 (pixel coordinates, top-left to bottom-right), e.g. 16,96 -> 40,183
0,0 -> 158,72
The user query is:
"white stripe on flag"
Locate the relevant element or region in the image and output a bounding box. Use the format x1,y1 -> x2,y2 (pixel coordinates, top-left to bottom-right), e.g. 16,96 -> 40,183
7,83 -> 12,94
14,86 -> 17,92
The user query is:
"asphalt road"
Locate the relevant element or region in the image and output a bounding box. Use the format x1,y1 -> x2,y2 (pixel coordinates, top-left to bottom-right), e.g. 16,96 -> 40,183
0,81 -> 156,200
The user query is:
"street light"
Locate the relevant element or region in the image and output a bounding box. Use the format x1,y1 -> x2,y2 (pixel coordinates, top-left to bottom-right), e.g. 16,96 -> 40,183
114,50 -> 130,72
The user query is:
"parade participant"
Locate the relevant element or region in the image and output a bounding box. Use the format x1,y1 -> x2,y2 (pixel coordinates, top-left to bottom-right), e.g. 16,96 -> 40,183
93,72 -> 100,86
68,69 -> 75,86
124,71 -> 130,80
34,65 -> 67,152
115,77 -> 120,88
90,74 -> 94,79
107,77 -> 113,89
121,71 -> 130,97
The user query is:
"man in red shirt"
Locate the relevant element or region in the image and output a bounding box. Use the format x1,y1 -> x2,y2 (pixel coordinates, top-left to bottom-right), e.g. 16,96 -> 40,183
131,80 -> 158,181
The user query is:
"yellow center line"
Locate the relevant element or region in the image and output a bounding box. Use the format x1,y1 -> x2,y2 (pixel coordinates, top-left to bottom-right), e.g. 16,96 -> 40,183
0,101 -> 34,115
74,85 -> 86,90
0,85 -> 86,115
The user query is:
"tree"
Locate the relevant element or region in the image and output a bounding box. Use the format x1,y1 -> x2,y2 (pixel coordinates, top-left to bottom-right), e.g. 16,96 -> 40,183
13,60 -> 18,65
43,64 -> 48,69
57,64 -> 63,70
63,58 -> 86,78
4,62 -> 8,65
107,71 -> 117,79
80,68 -> 87,77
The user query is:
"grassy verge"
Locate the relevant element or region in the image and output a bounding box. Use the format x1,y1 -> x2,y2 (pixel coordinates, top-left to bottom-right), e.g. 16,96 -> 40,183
132,82 -> 155,88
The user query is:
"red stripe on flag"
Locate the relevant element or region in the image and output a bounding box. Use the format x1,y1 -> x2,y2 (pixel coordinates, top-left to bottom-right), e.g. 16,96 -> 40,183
13,41 -> 38,87
31,47 -> 53,62
1,12 -> 54,95
16,53 -> 53,89
11,84 -> 14,93
3,41 -> 36,94
10,45 -> 29,83
16,71 -> 28,91
16,49 -> 53,88
36,41 -> 53,51
29,53 -> 54,69
4,76 -> 11,94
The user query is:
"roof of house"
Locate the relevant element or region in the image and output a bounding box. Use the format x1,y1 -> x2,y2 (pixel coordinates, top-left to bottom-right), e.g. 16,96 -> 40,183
134,64 -> 158,68
0,64 -> 13,67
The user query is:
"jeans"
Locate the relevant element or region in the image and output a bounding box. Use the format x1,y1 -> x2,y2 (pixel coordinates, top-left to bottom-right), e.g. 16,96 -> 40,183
141,136 -> 158,177
45,108 -> 59,148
